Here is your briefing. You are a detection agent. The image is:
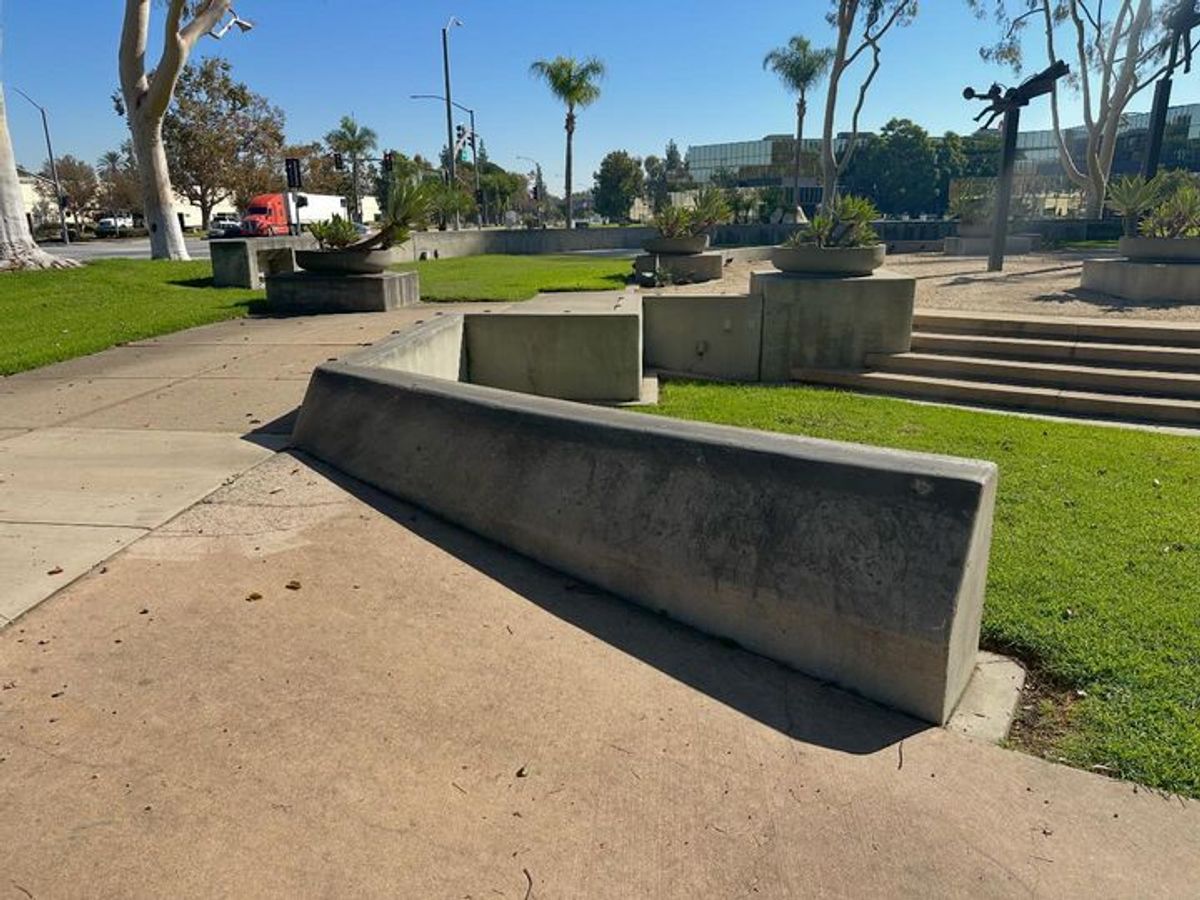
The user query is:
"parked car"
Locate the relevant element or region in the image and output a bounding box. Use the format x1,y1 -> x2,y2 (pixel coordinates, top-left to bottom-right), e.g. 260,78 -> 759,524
238,192 -> 349,237
95,215 -> 135,237
207,212 -> 242,239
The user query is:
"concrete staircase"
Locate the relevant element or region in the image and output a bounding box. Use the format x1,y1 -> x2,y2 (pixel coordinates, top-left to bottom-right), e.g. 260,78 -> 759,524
793,311 -> 1200,426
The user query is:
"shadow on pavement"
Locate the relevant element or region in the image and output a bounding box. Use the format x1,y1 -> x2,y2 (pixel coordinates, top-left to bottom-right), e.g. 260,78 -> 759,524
292,449 -> 928,756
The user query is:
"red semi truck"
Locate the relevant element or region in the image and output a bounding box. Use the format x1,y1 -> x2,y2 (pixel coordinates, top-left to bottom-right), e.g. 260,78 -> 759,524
239,192 -> 349,237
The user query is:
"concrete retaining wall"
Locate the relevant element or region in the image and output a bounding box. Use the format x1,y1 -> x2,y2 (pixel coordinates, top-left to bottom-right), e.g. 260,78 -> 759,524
1081,258 -> 1200,303
211,235 -> 315,288
643,295 -> 763,381
395,226 -> 657,261
466,306 -> 643,402
293,362 -> 997,724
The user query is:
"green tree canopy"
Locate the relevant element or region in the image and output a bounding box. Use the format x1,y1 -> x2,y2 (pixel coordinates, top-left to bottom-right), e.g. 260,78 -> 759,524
593,150 -> 644,222
844,118 -> 938,216
161,57 -> 285,229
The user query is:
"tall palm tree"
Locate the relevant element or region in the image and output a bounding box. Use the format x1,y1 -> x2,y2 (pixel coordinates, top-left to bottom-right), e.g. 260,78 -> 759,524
529,55 -> 605,229
325,115 -> 378,222
763,35 -> 834,224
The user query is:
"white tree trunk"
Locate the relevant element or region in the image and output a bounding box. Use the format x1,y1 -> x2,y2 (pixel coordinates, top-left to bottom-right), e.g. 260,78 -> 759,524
0,86 -> 77,270
130,114 -> 190,260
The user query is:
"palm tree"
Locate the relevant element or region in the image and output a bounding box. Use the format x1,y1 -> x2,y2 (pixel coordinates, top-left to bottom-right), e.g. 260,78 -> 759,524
325,115 -> 378,222
763,36 -> 834,224
529,55 -> 605,229
0,86 -> 75,269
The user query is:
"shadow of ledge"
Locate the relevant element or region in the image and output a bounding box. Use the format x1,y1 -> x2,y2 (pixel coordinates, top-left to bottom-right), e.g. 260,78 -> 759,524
290,449 -> 929,756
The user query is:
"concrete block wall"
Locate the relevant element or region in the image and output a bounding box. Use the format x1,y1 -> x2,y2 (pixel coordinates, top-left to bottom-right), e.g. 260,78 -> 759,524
294,362 -> 998,724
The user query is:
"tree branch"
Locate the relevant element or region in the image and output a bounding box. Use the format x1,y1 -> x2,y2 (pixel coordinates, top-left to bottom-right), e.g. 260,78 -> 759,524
145,0 -> 231,120
118,0 -> 151,110
836,37 -> 882,180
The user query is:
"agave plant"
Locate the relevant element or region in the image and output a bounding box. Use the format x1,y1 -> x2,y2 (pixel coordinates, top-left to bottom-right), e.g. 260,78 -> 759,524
1140,184 -> 1200,239
1107,175 -> 1164,237
309,215 -> 359,250
348,172 -> 437,251
650,187 -> 733,238
784,194 -> 879,249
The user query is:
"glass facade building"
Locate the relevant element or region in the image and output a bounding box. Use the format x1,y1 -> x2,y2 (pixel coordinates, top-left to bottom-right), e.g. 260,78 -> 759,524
687,103 -> 1200,202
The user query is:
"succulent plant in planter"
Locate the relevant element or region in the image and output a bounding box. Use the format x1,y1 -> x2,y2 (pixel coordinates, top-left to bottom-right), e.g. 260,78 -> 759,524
297,173 -> 436,275
1115,175 -> 1200,263
771,194 -> 885,275
644,187 -> 732,255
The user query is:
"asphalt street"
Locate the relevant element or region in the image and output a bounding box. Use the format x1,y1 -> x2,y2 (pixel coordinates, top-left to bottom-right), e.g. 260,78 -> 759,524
42,237 -> 212,261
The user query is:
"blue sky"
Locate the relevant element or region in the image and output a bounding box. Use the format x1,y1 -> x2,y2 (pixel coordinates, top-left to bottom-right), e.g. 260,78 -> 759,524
4,1 -> 1198,189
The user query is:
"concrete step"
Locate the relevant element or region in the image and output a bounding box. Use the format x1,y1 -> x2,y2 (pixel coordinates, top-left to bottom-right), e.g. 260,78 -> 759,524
912,310 -> 1200,348
791,368 -> 1200,426
909,331 -> 1200,371
865,352 -> 1200,399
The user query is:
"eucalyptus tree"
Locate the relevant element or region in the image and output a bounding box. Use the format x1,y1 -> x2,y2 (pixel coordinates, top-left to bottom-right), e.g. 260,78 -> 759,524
971,0 -> 1163,218
529,55 -> 606,228
0,87 -> 76,269
119,0 -> 245,260
821,0 -> 917,207
325,116 -> 378,222
764,35 -> 834,222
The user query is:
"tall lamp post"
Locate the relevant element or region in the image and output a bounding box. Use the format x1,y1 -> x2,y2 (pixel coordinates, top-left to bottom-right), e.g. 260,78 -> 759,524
963,60 -> 1068,272
442,16 -> 464,229
1142,1 -> 1200,179
12,87 -> 68,245
411,94 -> 482,229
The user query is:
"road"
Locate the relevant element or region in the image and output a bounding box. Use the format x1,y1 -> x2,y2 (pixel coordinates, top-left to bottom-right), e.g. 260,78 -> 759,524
42,237 -> 211,261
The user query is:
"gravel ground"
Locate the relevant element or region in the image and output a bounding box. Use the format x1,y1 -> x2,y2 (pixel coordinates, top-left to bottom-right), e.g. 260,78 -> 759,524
650,250 -> 1200,322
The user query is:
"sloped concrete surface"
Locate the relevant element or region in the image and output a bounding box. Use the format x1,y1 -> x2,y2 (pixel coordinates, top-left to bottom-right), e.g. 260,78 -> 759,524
0,452 -> 1195,898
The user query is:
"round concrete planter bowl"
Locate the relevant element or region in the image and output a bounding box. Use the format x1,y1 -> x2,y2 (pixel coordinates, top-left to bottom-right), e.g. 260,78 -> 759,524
771,244 -> 886,277
643,234 -> 710,255
296,248 -> 395,275
1119,236 -> 1200,263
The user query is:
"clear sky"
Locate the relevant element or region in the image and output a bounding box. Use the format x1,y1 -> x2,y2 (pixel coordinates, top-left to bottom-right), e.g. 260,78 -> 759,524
3,1 -> 1198,190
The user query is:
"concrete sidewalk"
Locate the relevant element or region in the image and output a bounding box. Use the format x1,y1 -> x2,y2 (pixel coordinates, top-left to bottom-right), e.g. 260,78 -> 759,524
0,305 -> 497,625
1,302 -> 1197,896
0,451 -> 1195,897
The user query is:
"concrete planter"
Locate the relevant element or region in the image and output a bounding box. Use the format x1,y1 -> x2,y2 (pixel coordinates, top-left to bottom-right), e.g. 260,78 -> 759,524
644,234 -> 710,255
771,244 -> 886,276
1119,236 -> 1200,263
955,222 -> 993,239
295,248 -> 396,275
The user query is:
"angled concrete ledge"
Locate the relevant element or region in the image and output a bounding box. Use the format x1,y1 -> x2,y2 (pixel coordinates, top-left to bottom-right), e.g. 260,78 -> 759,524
210,235 -> 315,288
294,344 -> 997,724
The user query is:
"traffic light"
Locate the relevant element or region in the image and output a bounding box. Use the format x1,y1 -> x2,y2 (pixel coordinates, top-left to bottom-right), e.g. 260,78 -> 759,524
333,152 -> 345,171
382,151 -> 394,173
455,124 -> 465,143
531,185 -> 540,201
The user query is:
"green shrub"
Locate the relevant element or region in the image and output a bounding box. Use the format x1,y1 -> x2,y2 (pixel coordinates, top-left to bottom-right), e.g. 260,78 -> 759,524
1107,175 -> 1164,237
650,187 -> 733,238
784,194 -> 879,249
1140,182 -> 1200,239
309,215 -> 359,250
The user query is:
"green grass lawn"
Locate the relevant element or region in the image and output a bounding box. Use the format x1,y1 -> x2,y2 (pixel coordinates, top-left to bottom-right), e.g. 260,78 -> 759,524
394,253 -> 629,301
647,381 -> 1200,798
1,259 -> 260,376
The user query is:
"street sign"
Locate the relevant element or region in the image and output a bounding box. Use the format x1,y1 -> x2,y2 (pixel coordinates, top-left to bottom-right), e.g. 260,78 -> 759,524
285,157 -> 303,190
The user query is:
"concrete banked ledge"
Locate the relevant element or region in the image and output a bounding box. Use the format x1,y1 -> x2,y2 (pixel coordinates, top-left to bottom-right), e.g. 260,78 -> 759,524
294,315 -> 998,724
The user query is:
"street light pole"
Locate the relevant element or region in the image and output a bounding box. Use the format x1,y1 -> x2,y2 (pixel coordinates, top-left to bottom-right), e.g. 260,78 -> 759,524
13,88 -> 68,245
410,92 -> 482,229
442,16 -> 463,230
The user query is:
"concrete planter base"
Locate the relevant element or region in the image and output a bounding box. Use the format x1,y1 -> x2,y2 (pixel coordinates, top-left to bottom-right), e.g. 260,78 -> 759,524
1081,258 -> 1200,303
771,244 -> 886,276
265,270 -> 420,313
1118,236 -> 1200,263
944,235 -> 1034,256
210,235 -> 316,288
643,235 -> 710,255
634,250 -> 724,284
753,268 -> 916,376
